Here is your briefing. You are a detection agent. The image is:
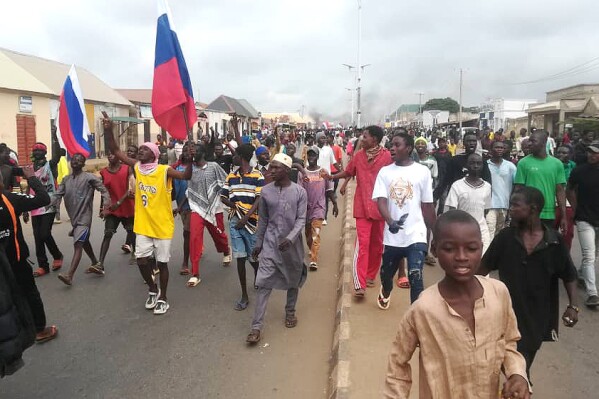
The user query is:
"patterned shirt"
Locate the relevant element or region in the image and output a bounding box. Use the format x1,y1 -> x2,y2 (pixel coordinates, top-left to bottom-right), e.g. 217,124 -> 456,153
221,168 -> 264,233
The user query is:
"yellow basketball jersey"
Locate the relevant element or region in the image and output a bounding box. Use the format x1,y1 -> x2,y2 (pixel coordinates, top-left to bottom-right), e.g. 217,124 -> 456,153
133,164 -> 174,239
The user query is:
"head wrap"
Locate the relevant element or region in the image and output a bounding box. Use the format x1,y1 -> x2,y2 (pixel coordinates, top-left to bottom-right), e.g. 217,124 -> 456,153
138,142 -> 160,175
32,143 -> 47,152
255,146 -> 269,156
272,153 -> 292,169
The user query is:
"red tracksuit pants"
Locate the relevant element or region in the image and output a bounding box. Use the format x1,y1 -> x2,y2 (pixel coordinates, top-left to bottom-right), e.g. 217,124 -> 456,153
353,218 -> 385,290
190,212 -> 230,277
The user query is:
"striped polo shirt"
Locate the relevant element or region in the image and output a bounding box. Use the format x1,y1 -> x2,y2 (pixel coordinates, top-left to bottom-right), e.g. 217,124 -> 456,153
221,168 -> 264,232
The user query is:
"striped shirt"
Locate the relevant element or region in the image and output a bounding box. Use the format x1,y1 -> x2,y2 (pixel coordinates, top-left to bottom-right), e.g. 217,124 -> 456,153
221,168 -> 264,233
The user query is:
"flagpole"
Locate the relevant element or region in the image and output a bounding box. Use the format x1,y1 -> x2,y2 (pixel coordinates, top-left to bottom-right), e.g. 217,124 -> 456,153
182,104 -> 193,142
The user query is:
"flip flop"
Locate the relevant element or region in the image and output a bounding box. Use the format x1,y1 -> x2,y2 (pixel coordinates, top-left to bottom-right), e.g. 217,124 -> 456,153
33,268 -> 48,277
35,325 -> 58,344
186,276 -> 201,287
57,274 -> 72,286
180,268 -> 190,276
285,315 -> 298,328
396,277 -> 410,289
51,258 -> 63,271
234,298 -> 249,311
246,329 -> 261,344
87,264 -> 105,276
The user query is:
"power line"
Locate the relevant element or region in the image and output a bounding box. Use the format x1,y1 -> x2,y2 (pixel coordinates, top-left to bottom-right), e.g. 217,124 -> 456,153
511,56 -> 599,85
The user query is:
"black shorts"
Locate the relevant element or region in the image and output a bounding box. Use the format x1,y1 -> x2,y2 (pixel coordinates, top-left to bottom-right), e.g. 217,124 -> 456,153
104,215 -> 134,235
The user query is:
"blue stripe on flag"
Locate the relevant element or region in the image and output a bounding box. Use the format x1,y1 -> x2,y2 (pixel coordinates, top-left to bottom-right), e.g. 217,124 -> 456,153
154,13 -> 194,98
63,77 -> 89,151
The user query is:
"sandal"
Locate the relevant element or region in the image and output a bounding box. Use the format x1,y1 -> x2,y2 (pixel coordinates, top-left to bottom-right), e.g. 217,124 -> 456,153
186,276 -> 201,287
35,325 -> 58,344
51,257 -> 63,271
87,263 -> 105,276
366,279 -> 375,287
57,274 -> 72,286
396,277 -> 410,289
222,254 -> 232,267
179,267 -> 190,275
33,267 -> 49,277
285,315 -> 298,328
234,298 -> 249,311
246,329 -> 261,344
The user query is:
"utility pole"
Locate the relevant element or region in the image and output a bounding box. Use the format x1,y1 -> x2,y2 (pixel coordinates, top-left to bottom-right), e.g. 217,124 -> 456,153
459,69 -> 463,132
345,88 -> 354,126
417,92 -> 424,113
356,0 -> 363,128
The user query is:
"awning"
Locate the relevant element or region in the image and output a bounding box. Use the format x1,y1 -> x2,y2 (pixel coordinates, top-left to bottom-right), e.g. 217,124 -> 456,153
112,116 -> 146,124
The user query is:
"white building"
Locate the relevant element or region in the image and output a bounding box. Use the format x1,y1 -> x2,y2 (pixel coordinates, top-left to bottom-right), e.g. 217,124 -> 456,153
480,98 -> 538,131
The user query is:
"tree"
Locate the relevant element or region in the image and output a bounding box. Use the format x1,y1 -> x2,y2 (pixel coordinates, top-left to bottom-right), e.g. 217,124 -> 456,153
422,97 -> 460,113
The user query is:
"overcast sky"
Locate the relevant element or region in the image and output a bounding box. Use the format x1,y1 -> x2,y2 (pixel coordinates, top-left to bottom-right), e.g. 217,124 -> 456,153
3,0 -> 599,123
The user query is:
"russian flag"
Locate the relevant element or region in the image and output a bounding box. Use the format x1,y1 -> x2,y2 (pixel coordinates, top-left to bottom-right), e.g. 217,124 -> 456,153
152,0 -> 197,140
56,65 -> 91,157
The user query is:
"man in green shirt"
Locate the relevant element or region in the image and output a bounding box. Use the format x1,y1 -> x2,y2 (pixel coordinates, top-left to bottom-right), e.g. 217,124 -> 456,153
514,130 -> 568,232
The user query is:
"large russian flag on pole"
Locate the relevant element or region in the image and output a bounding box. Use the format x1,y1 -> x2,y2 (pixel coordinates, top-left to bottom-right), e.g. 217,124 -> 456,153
152,0 -> 197,140
56,65 -> 91,157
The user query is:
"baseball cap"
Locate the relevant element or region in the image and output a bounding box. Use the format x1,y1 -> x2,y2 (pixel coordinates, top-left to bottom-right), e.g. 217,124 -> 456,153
307,145 -> 320,155
587,141 -> 599,153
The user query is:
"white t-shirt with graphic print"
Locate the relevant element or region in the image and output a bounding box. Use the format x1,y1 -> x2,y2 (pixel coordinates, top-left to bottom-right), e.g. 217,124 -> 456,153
372,162 -> 433,248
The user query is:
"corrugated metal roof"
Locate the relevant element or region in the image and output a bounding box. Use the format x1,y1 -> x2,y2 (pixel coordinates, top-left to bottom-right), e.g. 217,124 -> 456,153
205,95 -> 259,118
0,48 -> 131,106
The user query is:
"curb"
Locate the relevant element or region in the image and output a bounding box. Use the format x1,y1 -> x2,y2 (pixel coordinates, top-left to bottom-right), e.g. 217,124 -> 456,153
329,182 -> 355,399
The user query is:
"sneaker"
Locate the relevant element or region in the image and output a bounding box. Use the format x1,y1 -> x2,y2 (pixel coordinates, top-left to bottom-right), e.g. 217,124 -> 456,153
322,220 -> 328,226
222,254 -> 232,267
585,295 -> 599,308
153,300 -> 169,315
121,244 -> 132,254
377,287 -> 390,310
145,289 -> 160,309
309,262 -> 318,271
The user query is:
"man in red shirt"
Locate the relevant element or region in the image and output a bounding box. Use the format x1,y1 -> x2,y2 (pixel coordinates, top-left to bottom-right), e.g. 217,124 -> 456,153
88,150 -> 136,274
329,126 -> 392,296
326,133 -> 344,223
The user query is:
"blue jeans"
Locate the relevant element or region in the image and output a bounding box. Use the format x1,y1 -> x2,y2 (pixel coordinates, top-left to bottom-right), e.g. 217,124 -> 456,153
229,216 -> 257,259
380,243 -> 428,303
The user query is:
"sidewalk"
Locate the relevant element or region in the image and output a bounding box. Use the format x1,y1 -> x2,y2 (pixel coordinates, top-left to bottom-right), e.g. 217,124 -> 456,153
330,180 -> 421,398
330,181 -> 599,398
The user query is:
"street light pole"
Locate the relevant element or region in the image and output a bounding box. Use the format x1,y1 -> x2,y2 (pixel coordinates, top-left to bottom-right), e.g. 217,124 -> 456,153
345,88 -> 355,126
459,68 -> 463,132
356,0 -> 363,128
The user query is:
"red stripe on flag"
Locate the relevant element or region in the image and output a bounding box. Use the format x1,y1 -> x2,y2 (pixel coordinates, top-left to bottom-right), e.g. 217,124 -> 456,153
59,94 -> 89,157
152,58 -> 193,140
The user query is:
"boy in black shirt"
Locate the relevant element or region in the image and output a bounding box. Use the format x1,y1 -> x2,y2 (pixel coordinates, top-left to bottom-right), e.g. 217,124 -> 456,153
479,186 -> 579,380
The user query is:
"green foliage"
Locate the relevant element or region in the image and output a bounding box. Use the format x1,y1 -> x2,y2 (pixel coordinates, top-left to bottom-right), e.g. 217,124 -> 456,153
422,97 -> 460,113
570,117 -> 599,133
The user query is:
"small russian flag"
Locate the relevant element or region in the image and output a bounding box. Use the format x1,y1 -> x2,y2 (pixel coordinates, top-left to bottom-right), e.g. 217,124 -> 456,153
152,0 -> 197,140
56,65 -> 91,157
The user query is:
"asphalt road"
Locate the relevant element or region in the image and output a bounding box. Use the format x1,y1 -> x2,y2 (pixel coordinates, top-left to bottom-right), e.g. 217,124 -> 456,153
2,198 -> 343,399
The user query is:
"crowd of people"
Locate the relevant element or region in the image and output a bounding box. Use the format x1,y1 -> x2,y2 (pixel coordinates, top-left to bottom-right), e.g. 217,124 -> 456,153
1,117 -> 598,397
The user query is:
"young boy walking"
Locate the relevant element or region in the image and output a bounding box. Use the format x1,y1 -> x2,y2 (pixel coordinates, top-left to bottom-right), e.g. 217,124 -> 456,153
385,210 -> 530,399
93,150 -> 135,274
446,153 -> 492,253
103,116 -> 193,315
301,146 -> 338,271
480,187 -> 579,380
246,154 -> 307,344
373,133 -> 436,306
52,154 -> 111,286
185,143 -> 231,287
221,143 -> 264,311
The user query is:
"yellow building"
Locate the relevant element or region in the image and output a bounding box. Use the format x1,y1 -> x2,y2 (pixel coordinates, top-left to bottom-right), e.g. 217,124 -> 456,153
0,48 -> 131,162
